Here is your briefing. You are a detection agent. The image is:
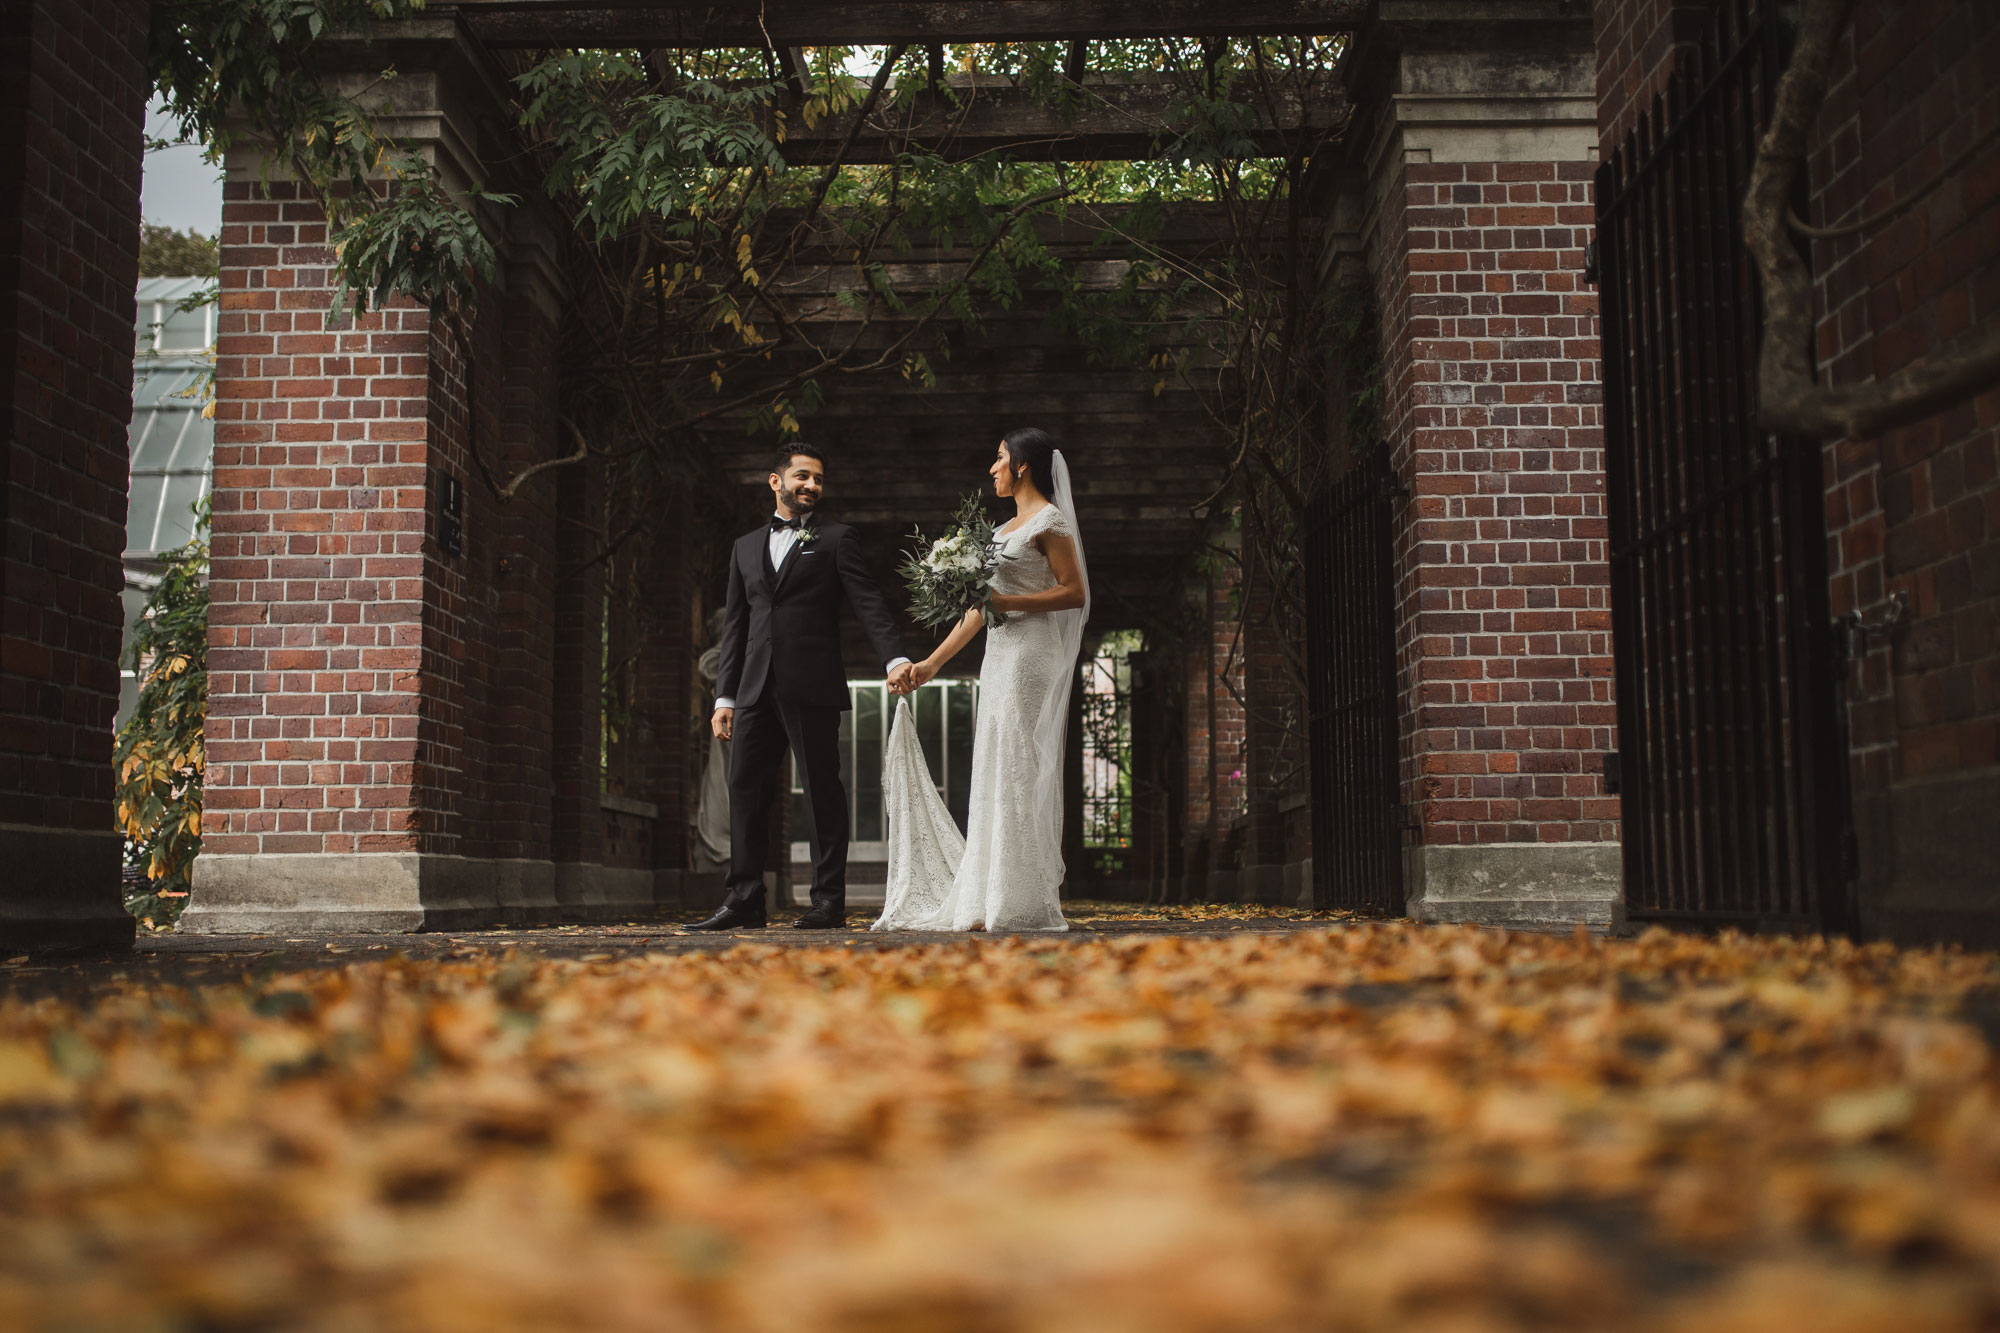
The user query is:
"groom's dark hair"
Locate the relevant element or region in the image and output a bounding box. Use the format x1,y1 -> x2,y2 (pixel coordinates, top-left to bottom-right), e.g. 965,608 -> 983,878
771,441 -> 827,477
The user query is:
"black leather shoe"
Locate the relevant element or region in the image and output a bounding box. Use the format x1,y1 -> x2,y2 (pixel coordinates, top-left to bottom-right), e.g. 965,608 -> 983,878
686,903 -> 767,931
792,904 -> 847,929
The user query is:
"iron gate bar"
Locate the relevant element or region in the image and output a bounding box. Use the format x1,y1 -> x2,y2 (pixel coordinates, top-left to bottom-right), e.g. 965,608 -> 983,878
1302,451 -> 1401,915
1596,0 -> 1849,933
1678,68 -> 1742,917
1702,60 -> 1761,917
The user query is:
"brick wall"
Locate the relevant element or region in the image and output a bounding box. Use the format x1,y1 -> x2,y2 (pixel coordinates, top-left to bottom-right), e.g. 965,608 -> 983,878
206,182 -> 584,867
1596,0 -> 1712,151
206,182 -> 436,857
1807,1 -> 2000,938
1596,0 -> 1998,941
0,0 -> 147,839
1237,538 -> 1305,870
1181,582 -> 1211,865
549,448 -> 604,867
627,496 -> 694,891
1376,156 -> 1618,847
1177,562 -> 1250,895
1207,560 -> 1247,859
474,274 -> 566,863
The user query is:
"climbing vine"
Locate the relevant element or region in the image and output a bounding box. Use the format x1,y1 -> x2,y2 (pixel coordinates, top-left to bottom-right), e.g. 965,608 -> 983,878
148,0 -> 511,315
144,20 -> 1364,806
114,504 -> 210,929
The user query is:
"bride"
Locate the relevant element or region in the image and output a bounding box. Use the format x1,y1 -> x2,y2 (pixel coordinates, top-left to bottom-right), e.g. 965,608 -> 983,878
872,427 -> 1090,932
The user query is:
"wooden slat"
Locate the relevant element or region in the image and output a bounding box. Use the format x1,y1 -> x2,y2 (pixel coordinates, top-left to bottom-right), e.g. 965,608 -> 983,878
769,73 -> 1346,165
454,0 -> 1367,49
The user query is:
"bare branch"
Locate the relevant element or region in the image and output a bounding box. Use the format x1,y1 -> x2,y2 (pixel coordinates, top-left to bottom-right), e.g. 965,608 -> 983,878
495,419 -> 591,501
1748,0 -> 2000,440
1788,123 -> 1998,240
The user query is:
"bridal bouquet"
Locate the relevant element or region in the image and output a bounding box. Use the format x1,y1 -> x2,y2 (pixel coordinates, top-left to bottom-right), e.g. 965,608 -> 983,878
899,491 -> 1011,628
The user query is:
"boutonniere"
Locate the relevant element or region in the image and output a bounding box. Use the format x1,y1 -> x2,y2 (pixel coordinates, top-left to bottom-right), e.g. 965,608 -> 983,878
795,522 -> 819,549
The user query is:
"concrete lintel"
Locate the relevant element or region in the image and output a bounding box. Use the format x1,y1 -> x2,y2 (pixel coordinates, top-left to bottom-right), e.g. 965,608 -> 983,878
1406,841 -> 1623,933
1393,118 -> 1598,165
600,793 -> 661,820
1376,0 -> 1583,22
1389,92 -> 1597,129
1338,0 -> 1594,243
182,853 -> 658,934
0,825 -> 134,950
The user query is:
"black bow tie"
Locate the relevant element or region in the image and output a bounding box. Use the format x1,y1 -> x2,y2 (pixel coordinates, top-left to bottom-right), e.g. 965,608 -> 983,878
770,516 -> 802,532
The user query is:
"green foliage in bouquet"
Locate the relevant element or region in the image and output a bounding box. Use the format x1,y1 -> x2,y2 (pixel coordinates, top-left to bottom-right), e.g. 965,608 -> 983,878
114,505 -> 210,928
899,492 -> 1012,630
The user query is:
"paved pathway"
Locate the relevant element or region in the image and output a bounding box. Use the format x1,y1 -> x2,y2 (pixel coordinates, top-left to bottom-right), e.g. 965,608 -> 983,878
1,902 -> 1344,1003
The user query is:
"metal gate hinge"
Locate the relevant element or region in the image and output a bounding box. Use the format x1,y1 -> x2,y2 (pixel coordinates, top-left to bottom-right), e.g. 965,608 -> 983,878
1835,590 -> 1907,663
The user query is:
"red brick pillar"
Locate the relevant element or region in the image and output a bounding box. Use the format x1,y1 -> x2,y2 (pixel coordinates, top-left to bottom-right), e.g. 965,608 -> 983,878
625,500 -> 693,905
0,0 -> 147,948
1197,554 -> 1248,901
1342,4 -> 1622,929
479,260 -> 565,871
1179,580 -> 1212,902
181,40 -> 654,932
548,440 -> 607,900
1237,539 -> 1307,904
1126,648 -> 1180,902
183,179 -> 446,931
1795,2 -> 2000,944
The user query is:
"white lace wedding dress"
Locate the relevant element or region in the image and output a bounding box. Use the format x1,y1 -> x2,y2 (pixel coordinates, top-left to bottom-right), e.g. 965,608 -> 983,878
872,500 -> 1084,933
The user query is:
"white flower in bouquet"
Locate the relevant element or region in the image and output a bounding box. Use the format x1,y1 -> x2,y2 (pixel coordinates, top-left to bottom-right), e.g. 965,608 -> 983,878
900,492 -> 1011,629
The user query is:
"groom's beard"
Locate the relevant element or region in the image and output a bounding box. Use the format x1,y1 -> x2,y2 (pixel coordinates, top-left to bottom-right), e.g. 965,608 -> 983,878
779,481 -> 820,514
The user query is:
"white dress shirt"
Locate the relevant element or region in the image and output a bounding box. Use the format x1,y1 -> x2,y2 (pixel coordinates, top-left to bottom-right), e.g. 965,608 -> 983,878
767,514 -> 804,571
715,512 -> 909,711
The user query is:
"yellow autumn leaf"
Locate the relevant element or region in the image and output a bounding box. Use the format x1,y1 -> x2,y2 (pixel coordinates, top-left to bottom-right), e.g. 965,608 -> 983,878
1,915 -> 1995,1329
0,1041 -> 65,1104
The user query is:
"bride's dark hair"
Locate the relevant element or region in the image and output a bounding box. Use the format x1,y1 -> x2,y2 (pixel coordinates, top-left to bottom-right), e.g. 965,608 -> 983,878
1000,427 -> 1057,498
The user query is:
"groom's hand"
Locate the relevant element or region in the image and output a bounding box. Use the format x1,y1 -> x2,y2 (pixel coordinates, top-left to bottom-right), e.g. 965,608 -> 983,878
712,707 -> 734,741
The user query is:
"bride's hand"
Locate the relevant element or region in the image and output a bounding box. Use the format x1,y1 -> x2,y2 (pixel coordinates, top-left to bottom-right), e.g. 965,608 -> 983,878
987,594 -> 1016,613
909,660 -> 938,690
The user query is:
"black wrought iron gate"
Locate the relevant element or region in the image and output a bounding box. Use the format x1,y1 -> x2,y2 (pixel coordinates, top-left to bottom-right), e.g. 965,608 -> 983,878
1595,0 -> 1850,933
1303,453 -> 1401,914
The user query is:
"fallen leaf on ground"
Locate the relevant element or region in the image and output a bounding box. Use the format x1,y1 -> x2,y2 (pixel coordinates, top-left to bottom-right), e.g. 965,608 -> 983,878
1,924 -> 1995,1331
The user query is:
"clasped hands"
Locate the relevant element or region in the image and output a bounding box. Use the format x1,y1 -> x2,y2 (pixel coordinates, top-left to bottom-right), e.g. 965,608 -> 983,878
887,660 -> 936,696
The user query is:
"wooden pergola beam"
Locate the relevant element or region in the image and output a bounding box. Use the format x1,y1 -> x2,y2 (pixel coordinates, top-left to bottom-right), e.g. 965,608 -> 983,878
769,73 -> 1346,164
451,0 -> 1366,49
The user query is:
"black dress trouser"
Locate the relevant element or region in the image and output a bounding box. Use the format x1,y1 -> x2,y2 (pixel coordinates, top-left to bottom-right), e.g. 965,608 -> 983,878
723,691 -> 849,913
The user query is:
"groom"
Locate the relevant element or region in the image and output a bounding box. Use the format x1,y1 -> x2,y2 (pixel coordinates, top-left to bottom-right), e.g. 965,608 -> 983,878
689,443 -> 914,931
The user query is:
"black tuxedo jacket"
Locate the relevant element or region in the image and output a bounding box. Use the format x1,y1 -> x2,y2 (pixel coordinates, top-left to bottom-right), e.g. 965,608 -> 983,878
715,515 -> 906,711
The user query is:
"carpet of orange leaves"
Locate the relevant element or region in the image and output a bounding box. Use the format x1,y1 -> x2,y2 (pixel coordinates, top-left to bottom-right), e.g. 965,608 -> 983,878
3,923 -> 1998,1331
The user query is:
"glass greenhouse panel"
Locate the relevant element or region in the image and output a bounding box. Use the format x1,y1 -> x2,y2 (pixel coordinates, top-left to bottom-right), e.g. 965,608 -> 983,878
792,677 -> 979,865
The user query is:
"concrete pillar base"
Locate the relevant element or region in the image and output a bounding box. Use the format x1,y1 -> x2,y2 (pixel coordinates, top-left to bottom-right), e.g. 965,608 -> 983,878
182,853 -> 659,934
1856,769 -> 2000,949
0,825 -> 135,950
1406,842 -> 1623,932
1237,864 -> 1291,906
1286,858 -> 1314,909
